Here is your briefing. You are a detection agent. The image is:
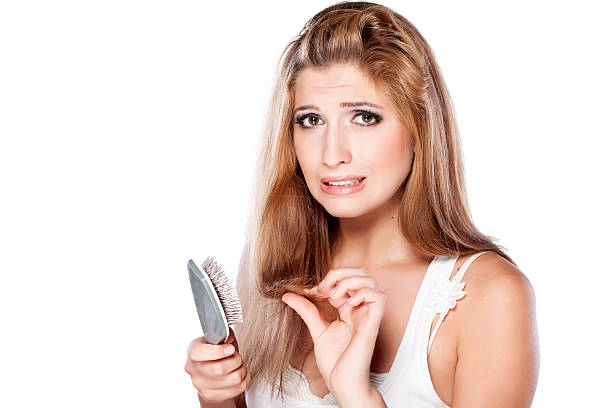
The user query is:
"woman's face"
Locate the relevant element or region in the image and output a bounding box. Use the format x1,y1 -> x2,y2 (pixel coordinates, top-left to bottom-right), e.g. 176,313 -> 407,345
292,63 -> 414,218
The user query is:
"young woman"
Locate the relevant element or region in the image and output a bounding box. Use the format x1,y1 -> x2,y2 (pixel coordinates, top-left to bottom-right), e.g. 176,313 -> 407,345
185,2 -> 539,407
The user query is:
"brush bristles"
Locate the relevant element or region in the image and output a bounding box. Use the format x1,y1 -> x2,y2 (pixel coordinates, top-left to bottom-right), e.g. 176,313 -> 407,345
201,256 -> 244,325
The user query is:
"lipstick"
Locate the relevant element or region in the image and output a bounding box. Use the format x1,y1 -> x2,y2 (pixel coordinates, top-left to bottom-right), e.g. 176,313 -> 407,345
320,176 -> 367,195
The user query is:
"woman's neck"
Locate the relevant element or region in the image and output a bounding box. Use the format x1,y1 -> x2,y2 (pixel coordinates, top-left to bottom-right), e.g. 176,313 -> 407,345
333,194 -> 427,270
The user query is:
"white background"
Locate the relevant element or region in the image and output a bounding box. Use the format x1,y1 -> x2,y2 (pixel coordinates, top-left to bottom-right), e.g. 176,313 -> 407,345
1,1 -> 610,406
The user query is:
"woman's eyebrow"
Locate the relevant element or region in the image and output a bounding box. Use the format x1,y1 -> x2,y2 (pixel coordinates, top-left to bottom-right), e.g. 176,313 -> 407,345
293,101 -> 384,115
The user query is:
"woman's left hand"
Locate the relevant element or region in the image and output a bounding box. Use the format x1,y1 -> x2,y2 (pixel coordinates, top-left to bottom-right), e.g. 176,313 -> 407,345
281,267 -> 387,403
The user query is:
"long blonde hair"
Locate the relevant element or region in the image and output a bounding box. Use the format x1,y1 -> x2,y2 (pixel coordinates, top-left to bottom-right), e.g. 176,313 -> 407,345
235,1 -> 514,401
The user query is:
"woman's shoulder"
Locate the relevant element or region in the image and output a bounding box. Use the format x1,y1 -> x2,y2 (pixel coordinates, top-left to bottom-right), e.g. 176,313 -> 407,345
455,251 -> 534,304
448,252 -> 540,404
453,250 -> 537,344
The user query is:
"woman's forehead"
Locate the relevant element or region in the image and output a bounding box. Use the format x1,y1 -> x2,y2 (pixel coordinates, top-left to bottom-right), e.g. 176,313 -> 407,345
295,63 -> 373,88
293,64 -> 387,107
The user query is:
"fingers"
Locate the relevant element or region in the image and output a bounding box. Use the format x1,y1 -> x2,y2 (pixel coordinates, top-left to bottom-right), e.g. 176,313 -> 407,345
185,346 -> 242,374
324,275 -> 378,309
187,334 -> 236,362
338,288 -> 387,317
196,359 -> 247,389
185,353 -> 246,382
337,287 -> 387,321
184,333 -> 252,405
194,371 -> 252,404
282,292 -> 328,343
319,267 -> 369,293
345,287 -> 387,308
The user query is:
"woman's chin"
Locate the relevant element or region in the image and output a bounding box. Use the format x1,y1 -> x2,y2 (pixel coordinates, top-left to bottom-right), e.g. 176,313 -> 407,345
321,203 -> 368,219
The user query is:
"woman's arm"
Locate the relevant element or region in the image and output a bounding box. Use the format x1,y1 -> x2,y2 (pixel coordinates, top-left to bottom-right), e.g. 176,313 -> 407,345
451,255 -> 540,407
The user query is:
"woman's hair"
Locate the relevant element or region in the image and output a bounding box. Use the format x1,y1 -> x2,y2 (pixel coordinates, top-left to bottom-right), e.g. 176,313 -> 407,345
235,1 -> 515,400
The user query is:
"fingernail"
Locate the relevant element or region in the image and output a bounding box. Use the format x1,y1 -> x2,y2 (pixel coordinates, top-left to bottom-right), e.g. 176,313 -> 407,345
329,287 -> 336,296
224,345 -> 235,355
319,280 -> 325,289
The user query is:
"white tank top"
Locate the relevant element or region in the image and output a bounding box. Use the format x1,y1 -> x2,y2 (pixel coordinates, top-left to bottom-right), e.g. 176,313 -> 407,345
245,251 -> 488,407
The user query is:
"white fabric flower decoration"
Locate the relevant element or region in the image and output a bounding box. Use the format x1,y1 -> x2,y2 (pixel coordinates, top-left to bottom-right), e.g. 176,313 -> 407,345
426,277 -> 467,354
427,278 -> 466,317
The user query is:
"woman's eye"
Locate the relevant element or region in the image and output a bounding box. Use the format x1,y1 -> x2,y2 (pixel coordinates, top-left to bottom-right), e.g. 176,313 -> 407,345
293,111 -> 382,129
353,111 -> 382,126
293,114 -> 323,128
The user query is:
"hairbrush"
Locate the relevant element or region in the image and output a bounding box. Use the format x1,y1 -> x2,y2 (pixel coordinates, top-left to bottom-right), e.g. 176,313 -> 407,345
187,257 -> 243,345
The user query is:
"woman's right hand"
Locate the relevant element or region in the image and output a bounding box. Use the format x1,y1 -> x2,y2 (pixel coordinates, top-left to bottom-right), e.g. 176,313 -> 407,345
184,327 -> 252,405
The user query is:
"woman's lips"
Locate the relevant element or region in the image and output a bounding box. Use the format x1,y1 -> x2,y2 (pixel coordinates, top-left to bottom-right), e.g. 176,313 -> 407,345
321,175 -> 366,183
320,177 -> 367,195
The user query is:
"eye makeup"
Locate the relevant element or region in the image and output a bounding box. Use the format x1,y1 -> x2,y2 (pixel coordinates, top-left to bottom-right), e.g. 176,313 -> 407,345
292,110 -> 383,129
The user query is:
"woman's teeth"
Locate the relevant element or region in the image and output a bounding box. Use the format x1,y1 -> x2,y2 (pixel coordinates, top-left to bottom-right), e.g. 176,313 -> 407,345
326,178 -> 364,186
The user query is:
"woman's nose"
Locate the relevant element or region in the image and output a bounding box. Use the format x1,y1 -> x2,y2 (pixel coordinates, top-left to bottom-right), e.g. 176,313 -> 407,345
321,123 -> 351,167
